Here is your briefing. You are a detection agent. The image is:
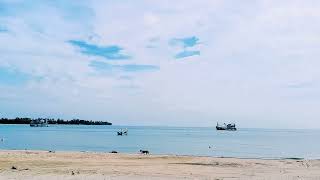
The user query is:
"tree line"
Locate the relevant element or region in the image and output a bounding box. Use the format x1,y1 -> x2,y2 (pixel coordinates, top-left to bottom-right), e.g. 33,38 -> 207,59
0,117 -> 112,125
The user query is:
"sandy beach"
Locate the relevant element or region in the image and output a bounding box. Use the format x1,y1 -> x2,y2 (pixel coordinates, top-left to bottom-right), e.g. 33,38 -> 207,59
0,150 -> 319,179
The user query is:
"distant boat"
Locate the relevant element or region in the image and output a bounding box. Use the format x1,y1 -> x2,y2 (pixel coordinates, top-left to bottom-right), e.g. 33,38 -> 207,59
216,122 -> 237,131
30,119 -> 49,127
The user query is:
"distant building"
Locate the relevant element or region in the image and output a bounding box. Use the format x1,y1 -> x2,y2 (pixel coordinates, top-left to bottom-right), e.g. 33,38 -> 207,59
30,119 -> 49,127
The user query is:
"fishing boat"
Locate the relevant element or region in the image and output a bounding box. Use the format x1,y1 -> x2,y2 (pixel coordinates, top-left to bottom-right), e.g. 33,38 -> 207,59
30,119 -> 49,127
216,122 -> 237,131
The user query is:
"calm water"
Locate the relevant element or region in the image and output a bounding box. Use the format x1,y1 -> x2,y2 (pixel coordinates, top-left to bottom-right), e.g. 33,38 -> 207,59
0,125 -> 319,159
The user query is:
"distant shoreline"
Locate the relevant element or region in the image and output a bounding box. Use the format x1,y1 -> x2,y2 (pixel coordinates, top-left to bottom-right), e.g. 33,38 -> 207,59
0,118 -> 112,125
0,150 -> 319,179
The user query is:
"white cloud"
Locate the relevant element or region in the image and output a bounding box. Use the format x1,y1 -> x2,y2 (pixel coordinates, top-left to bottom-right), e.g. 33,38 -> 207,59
1,0 -> 320,128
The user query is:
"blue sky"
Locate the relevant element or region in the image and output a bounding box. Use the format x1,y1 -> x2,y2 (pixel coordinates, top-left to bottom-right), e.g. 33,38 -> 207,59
1,0 -> 320,128
0,25 -> 8,32
170,36 -> 201,58
0,67 -> 30,85
69,40 -> 130,60
90,61 -> 159,72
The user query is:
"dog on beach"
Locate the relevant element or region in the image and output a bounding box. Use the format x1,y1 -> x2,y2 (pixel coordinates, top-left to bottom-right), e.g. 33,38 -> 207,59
140,150 -> 149,155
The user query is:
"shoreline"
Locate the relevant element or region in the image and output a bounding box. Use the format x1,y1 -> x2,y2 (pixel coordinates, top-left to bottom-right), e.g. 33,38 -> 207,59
0,150 -> 320,179
0,148 -> 311,160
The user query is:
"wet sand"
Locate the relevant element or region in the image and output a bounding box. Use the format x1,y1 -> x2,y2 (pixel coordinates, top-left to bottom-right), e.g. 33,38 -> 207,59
0,150 -> 319,179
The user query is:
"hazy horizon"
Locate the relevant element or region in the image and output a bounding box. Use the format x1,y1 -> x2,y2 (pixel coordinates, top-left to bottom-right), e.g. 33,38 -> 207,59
1,1 -> 320,129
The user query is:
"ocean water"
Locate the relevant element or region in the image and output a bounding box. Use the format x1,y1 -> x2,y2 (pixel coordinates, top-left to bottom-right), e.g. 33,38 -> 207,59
0,125 -> 319,159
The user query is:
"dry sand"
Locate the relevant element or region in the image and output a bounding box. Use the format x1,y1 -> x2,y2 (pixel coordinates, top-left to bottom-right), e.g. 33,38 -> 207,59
0,150 -> 319,180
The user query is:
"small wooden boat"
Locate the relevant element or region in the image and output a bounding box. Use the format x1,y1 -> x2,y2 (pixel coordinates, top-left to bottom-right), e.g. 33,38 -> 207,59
117,129 -> 128,136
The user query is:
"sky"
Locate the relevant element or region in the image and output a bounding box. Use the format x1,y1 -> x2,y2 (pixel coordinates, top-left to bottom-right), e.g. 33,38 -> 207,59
0,0 -> 320,128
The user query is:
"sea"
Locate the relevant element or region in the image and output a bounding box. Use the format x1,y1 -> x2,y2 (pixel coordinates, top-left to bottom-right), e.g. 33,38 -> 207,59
0,125 -> 319,159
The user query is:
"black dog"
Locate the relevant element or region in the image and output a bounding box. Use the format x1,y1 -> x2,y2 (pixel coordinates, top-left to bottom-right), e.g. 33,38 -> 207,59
140,150 -> 149,155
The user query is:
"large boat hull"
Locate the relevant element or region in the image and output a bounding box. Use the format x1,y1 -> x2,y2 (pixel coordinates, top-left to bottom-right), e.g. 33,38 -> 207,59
216,126 -> 237,131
